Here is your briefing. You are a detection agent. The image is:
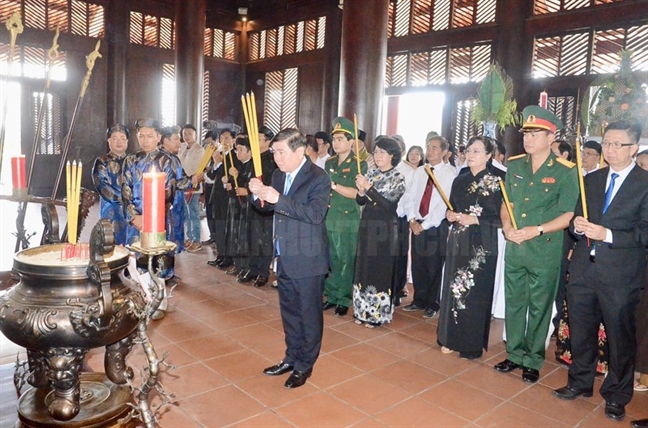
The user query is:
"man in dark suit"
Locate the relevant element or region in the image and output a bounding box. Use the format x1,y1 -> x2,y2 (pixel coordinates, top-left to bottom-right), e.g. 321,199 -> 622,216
554,121 -> 648,422
249,128 -> 330,389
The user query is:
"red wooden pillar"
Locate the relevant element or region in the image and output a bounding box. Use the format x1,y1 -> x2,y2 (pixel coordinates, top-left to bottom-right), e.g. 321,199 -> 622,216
175,0 -> 206,132
385,96 -> 399,137
338,0 -> 389,145
106,0 -> 128,127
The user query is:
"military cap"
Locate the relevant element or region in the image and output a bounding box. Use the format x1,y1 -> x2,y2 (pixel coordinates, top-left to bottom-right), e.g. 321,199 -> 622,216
331,116 -> 355,139
521,105 -> 563,133
135,117 -> 161,133
106,124 -> 129,140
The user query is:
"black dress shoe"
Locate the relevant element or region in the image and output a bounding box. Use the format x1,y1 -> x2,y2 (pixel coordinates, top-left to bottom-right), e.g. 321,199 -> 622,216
335,305 -> 349,316
284,370 -> 311,388
322,301 -> 336,311
632,418 -> 648,427
237,270 -> 254,283
226,267 -> 240,276
263,361 -> 294,376
207,257 -> 223,267
217,258 -> 234,270
605,402 -> 625,420
522,367 -> 540,383
253,276 -> 268,288
553,385 -> 593,400
494,359 -> 522,373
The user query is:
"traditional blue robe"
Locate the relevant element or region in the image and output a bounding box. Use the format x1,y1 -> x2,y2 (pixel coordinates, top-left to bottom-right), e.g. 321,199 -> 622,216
91,152 -> 127,245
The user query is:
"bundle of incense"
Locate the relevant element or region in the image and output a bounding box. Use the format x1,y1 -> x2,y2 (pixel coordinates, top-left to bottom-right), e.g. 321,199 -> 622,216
60,242 -> 89,260
574,122 -> 588,219
354,114 -> 361,173
193,143 -> 217,188
423,165 -> 453,211
499,178 -> 517,230
66,160 -> 82,244
241,92 -> 263,178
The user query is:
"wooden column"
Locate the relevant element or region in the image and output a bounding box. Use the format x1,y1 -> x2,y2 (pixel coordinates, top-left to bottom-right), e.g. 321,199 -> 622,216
175,0 -> 206,131
106,0 -> 128,126
495,0 -> 531,156
323,4 -> 342,131
338,0 -> 389,145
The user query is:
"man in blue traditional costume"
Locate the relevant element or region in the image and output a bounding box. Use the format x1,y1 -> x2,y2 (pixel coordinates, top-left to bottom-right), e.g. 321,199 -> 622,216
92,124 -> 129,245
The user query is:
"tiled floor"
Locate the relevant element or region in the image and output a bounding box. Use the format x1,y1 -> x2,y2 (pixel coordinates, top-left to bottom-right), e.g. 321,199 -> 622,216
2,203 -> 648,427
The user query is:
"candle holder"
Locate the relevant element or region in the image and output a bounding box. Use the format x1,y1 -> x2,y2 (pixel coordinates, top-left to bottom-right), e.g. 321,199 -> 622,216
139,231 -> 168,249
12,187 -> 27,199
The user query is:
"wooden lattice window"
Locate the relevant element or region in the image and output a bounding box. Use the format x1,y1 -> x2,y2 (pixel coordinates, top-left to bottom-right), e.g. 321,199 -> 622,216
0,42 -> 67,80
534,0 -> 624,15
161,63 -> 175,127
248,16 -> 326,61
32,91 -> 63,155
453,99 -> 477,148
532,32 -> 588,77
202,70 -> 209,126
388,0 -> 495,38
533,23 -> 648,77
263,68 -> 298,132
386,43 -> 489,89
204,27 -> 237,60
548,95 -> 576,140
3,0 -> 103,37
130,11 -> 175,50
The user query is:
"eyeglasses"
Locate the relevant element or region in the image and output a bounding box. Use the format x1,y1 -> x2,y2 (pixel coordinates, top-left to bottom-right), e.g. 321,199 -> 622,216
601,142 -> 636,149
465,149 -> 485,155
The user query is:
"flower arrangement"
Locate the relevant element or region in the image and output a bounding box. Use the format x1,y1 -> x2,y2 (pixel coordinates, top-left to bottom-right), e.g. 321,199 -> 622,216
450,246 -> 488,322
585,50 -> 648,136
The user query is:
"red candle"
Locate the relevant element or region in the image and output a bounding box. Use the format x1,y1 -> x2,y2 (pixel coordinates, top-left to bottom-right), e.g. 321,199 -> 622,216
11,155 -> 26,189
142,169 -> 166,234
539,91 -> 548,109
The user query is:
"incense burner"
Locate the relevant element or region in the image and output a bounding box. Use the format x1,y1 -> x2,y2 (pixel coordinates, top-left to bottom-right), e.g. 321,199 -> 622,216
0,220 -> 145,422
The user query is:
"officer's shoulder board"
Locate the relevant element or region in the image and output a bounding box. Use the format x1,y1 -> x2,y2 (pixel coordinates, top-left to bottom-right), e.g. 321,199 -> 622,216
555,157 -> 576,169
326,155 -> 338,163
507,154 -> 526,162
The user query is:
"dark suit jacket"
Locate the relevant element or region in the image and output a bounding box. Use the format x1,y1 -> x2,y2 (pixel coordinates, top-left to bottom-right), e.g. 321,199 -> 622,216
252,158 -> 331,279
569,165 -> 648,289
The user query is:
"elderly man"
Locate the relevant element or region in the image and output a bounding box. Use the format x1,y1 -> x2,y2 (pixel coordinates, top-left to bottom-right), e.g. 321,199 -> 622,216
553,121 -> 648,422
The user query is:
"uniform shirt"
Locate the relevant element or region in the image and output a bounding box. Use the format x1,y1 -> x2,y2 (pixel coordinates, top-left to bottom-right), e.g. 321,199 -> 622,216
325,153 -> 367,232
504,151 -> 579,267
402,162 -> 455,230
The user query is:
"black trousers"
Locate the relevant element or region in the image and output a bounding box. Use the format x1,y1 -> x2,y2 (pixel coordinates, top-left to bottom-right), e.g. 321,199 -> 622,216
276,257 -> 326,373
410,221 -> 448,311
394,216 -> 410,297
567,260 -> 641,405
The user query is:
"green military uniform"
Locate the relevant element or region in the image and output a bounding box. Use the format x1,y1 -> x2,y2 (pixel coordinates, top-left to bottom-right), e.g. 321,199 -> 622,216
503,107 -> 580,371
324,117 -> 368,309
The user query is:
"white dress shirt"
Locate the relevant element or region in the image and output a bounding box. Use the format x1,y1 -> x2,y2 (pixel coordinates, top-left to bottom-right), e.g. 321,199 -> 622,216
401,162 -> 455,230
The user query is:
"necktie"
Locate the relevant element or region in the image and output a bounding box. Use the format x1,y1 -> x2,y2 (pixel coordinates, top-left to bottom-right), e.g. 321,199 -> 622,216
284,174 -> 293,195
603,173 -> 619,214
418,175 -> 434,218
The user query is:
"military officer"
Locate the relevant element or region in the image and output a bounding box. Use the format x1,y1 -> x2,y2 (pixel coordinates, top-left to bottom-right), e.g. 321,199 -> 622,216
495,105 -> 579,383
322,117 -> 368,316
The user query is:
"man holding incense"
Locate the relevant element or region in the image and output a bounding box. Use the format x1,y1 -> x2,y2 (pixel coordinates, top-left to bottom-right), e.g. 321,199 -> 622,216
495,106 -> 579,383
322,117 -> 367,317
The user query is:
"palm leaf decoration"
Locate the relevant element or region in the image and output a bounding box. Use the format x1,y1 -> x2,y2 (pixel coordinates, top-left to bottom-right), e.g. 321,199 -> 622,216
472,63 -> 521,132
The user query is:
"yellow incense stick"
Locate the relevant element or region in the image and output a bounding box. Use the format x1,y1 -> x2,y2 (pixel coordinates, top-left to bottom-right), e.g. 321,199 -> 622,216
193,144 -> 216,188
499,178 -> 517,230
424,165 -> 453,211
574,123 -> 589,219
247,93 -> 263,177
353,114 -> 361,174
